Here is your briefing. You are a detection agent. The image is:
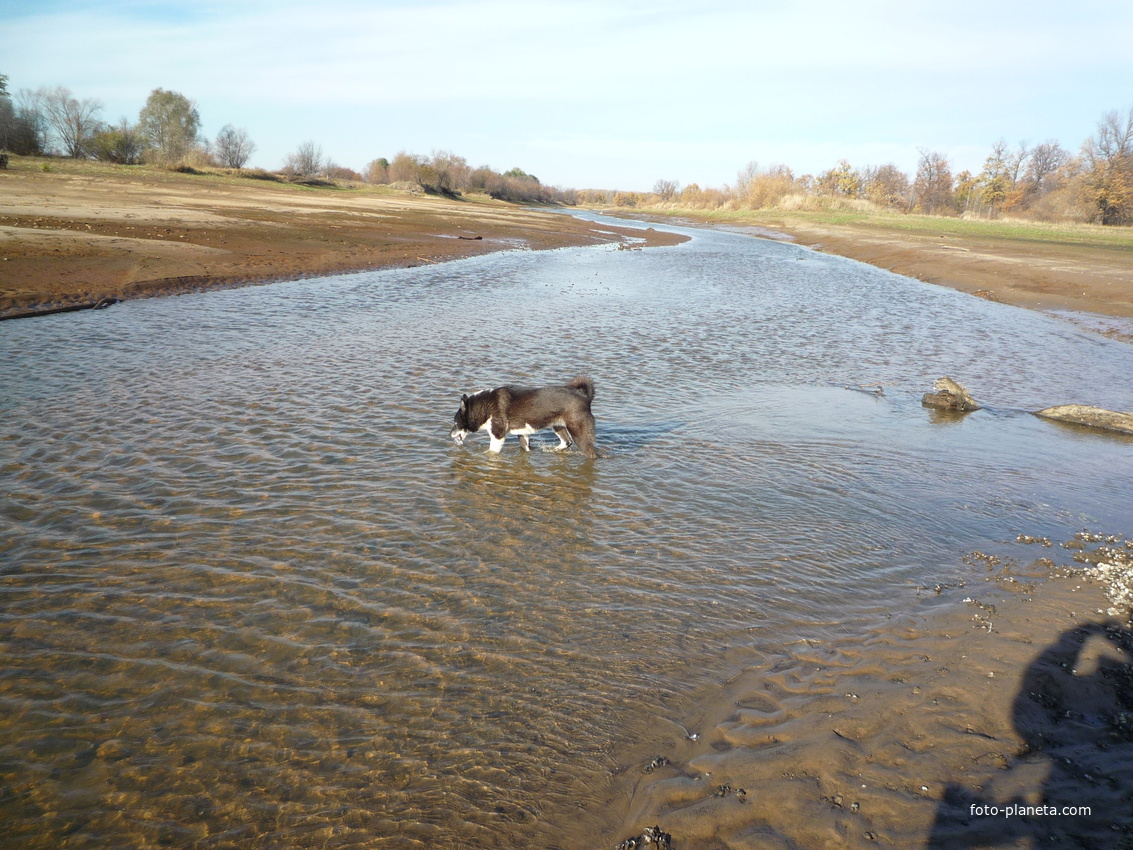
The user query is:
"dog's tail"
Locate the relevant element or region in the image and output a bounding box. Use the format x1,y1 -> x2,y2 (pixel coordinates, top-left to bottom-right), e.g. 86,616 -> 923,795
568,375 -> 595,401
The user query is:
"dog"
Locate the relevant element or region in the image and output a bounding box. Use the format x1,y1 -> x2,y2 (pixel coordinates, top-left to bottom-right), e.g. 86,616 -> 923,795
450,376 -> 598,458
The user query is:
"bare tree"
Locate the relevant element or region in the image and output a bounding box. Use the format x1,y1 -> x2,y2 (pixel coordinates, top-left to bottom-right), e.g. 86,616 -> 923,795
1084,106 -> 1133,165
215,124 -> 256,169
429,150 -> 471,195
284,140 -> 324,177
733,160 -> 760,198
652,179 -> 679,201
41,86 -> 103,157
1023,140 -> 1068,196
1006,141 -> 1029,187
912,149 -> 955,215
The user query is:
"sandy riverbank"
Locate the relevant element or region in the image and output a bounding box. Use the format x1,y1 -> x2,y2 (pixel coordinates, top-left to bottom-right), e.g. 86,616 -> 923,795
0,157 -> 685,320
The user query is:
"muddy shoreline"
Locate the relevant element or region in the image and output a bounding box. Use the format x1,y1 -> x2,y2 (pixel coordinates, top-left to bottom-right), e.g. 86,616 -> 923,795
0,158 -> 685,320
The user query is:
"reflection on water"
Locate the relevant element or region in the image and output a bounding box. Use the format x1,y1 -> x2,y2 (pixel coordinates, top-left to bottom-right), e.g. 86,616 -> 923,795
2,217 -> 1132,848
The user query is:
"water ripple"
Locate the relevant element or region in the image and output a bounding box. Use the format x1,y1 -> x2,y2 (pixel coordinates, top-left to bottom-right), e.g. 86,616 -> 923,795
3,220 -> 1132,847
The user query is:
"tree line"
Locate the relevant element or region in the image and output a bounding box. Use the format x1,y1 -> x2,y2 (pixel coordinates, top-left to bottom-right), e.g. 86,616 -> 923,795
0,74 -> 571,202
5,73 -> 1126,224
622,106 -> 1133,227
0,75 -> 257,170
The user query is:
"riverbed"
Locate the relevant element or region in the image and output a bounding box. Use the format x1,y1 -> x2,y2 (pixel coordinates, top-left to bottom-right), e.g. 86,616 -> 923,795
2,216 -> 1131,848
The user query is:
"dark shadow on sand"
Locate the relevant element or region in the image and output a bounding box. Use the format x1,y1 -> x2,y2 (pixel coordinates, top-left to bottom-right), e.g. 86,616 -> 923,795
928,621 -> 1133,848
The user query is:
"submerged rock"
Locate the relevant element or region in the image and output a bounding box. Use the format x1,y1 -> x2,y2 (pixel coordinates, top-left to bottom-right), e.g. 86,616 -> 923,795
922,376 -> 981,412
1034,405 -> 1133,435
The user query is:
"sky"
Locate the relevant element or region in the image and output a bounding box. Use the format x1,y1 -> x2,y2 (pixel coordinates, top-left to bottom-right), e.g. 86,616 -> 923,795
2,0 -> 1132,191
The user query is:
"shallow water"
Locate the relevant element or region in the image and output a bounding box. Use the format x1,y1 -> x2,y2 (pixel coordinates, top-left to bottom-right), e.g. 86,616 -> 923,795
2,217 -> 1132,848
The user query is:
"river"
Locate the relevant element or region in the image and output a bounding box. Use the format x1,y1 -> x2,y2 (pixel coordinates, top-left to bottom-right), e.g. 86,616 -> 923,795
2,216 -> 1131,848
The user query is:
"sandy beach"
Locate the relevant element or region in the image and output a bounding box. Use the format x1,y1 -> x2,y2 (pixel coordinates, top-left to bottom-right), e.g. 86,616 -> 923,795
0,157 -> 684,320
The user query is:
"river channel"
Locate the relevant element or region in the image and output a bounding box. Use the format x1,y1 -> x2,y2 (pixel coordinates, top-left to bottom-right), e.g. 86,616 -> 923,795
2,216 -> 1132,848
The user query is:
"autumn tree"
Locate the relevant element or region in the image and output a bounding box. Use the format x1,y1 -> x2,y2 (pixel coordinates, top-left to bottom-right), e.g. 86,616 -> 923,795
973,139 -> 1013,217
388,151 -> 424,183
816,160 -> 862,197
214,124 -> 255,169
731,162 -> 795,209
366,157 -> 390,183
954,171 -> 979,213
1081,106 -> 1133,225
861,164 -> 910,209
138,88 -> 201,164
912,149 -> 954,214
41,86 -> 103,157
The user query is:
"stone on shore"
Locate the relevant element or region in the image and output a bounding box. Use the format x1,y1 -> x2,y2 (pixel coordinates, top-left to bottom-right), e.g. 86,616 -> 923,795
922,377 -> 981,412
1034,405 -> 1133,435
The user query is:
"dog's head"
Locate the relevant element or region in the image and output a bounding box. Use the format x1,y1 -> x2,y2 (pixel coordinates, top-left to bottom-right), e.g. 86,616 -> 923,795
450,394 -> 473,445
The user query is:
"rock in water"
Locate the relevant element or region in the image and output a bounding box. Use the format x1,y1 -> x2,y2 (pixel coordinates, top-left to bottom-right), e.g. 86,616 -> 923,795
1034,405 -> 1133,435
922,377 -> 981,411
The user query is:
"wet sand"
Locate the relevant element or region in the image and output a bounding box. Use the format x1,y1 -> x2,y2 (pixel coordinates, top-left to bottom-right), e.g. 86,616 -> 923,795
0,157 -> 685,319
613,535 -> 1133,848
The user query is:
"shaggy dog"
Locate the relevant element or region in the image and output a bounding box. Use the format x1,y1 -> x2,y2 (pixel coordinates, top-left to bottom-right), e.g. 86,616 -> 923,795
450,376 -> 598,458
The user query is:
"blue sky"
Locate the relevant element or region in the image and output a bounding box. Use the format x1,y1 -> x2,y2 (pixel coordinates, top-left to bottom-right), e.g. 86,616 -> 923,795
3,0 -> 1131,191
